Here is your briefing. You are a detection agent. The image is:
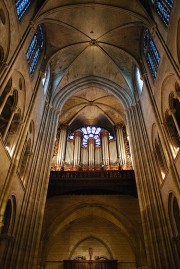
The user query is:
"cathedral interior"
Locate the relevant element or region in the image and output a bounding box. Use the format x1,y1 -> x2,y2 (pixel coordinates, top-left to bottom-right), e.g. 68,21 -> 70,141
0,1 -> 179,269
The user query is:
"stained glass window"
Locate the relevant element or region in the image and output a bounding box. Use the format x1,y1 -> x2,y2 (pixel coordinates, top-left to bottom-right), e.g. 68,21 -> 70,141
26,25 -> 44,77
143,29 -> 160,79
69,126 -> 114,147
152,0 -> 174,25
15,0 -> 32,20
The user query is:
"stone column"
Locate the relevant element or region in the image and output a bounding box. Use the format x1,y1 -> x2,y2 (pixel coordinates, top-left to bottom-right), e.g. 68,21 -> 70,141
57,125 -> 68,168
127,102 -> 178,269
4,104 -> 59,269
73,130 -> 82,168
0,68 -> 59,269
115,124 -> 126,165
88,137 -> 95,169
101,130 -> 110,167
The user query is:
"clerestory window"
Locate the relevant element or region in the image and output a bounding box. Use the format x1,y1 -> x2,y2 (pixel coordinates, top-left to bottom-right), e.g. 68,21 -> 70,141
144,29 -> 160,79
26,25 -> 44,77
151,0 -> 174,25
15,0 -> 32,20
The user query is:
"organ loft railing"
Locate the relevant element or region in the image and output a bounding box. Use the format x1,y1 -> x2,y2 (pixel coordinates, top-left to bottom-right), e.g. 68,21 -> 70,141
63,248 -> 117,269
48,170 -> 137,197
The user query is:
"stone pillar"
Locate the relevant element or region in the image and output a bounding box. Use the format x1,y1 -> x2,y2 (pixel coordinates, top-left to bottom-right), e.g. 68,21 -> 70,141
0,69 -> 50,269
57,125 -> 67,168
73,130 -> 82,168
88,137 -> 95,169
101,130 -> 110,167
115,124 -> 126,165
2,99 -> 59,269
127,102 -> 178,269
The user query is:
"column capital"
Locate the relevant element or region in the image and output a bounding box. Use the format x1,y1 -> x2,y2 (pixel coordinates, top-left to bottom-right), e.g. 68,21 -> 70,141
150,24 -> 157,37
126,102 -> 138,112
30,21 -> 37,32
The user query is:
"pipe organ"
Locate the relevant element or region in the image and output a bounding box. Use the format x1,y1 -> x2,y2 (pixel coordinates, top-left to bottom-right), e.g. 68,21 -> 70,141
51,125 -> 132,171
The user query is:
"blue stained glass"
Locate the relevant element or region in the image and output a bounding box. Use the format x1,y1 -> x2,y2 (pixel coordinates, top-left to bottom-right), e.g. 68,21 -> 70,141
156,1 -> 170,25
26,35 -> 37,63
153,0 -> 174,25
164,0 -> 173,8
149,39 -> 160,65
147,53 -> 157,79
144,29 -> 149,52
30,47 -> 40,76
144,29 -> 160,80
16,0 -> 32,20
26,25 -> 44,77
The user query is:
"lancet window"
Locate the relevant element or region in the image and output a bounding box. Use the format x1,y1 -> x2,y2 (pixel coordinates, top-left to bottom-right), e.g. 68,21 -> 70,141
15,0 -> 32,20
144,29 -> 160,79
26,25 -> 44,77
151,0 -> 174,25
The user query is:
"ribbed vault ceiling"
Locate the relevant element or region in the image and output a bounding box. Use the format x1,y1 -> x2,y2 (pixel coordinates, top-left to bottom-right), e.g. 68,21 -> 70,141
36,0 -> 151,127
60,87 -> 125,132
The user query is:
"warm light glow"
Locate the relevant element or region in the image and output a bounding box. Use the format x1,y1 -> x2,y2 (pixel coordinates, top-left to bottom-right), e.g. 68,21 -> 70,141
5,146 -> 10,152
5,146 -> 12,156
170,144 -> 179,158
161,171 -> 165,180
5,145 -> 15,157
